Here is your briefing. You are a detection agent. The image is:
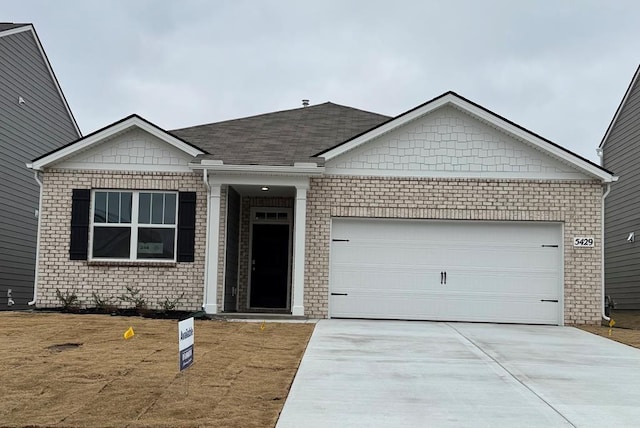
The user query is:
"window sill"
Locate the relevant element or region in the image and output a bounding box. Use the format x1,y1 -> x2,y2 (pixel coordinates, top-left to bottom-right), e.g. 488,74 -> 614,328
87,260 -> 177,267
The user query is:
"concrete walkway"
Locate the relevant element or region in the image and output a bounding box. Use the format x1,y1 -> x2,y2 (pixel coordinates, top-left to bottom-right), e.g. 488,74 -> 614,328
277,320 -> 640,427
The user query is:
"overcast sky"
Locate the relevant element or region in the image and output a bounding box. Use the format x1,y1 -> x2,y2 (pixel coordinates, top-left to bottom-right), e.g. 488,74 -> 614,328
5,0 -> 640,162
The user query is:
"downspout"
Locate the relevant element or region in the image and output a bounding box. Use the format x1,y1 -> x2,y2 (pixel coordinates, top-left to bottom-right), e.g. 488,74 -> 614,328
202,169 -> 211,310
601,182 -> 612,322
29,170 -> 44,306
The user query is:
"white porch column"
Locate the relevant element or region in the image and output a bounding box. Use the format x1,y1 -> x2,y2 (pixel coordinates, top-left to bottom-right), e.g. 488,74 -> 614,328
203,183 -> 221,314
291,185 -> 308,316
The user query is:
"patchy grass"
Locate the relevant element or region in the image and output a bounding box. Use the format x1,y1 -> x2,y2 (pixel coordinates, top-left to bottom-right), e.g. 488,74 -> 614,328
578,310 -> 640,349
0,312 -> 314,428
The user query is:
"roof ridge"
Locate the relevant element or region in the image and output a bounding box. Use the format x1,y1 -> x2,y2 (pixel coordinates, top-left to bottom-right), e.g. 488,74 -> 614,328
170,101 -> 386,132
170,103 -> 327,131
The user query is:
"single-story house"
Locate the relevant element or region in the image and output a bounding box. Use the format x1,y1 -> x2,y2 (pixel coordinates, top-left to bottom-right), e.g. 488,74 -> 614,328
27,92 -> 615,325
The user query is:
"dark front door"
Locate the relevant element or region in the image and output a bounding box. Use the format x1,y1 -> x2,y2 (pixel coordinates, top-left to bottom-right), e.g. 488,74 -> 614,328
250,224 -> 289,308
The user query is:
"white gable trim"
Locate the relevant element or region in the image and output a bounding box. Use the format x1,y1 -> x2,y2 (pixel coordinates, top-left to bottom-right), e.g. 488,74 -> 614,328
324,168 -> 589,181
27,116 -> 204,170
322,93 -> 615,183
1,25 -> 82,137
599,65 -> 640,150
190,160 -> 324,177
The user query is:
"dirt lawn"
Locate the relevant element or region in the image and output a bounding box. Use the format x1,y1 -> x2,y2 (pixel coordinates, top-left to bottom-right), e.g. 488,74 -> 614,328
578,310 -> 640,349
4,311 -> 640,428
0,312 -> 314,428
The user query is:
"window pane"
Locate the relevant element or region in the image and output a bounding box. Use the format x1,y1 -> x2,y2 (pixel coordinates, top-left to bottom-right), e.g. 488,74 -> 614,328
120,192 -> 132,223
137,227 -> 175,259
139,193 -> 151,224
92,227 -> 131,258
151,193 -> 163,224
107,192 -> 120,223
94,192 -> 107,223
164,193 -> 176,224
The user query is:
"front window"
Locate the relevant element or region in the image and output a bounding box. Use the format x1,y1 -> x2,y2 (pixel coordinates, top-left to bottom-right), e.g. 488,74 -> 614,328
91,190 -> 177,261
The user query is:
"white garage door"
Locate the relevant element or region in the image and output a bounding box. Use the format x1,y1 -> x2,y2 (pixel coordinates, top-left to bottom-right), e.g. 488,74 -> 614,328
329,219 -> 562,325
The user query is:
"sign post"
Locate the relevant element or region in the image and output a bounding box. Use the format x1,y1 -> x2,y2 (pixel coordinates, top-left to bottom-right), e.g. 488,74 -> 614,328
178,317 -> 194,371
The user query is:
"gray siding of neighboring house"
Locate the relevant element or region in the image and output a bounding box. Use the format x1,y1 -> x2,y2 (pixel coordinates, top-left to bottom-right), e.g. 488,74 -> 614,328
0,28 -> 79,309
604,72 -> 640,309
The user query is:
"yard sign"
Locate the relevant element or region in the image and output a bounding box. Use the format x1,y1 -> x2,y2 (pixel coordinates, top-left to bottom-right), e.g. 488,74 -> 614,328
178,317 -> 194,371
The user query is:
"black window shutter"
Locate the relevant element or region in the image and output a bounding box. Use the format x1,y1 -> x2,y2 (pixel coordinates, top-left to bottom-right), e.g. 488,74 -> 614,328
177,192 -> 196,262
70,189 -> 90,260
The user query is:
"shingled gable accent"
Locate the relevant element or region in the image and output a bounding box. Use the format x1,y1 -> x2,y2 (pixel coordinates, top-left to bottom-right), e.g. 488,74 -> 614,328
319,92 -> 615,182
27,114 -> 206,170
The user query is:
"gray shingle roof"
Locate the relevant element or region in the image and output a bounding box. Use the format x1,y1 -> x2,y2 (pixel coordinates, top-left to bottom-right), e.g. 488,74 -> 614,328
0,23 -> 29,33
170,102 -> 390,165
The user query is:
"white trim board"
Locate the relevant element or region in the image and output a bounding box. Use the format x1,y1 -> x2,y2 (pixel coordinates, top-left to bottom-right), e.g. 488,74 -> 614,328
28,115 -> 204,170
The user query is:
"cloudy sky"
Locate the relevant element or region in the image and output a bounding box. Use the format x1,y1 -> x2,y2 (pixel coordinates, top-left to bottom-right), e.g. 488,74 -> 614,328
5,0 -> 640,162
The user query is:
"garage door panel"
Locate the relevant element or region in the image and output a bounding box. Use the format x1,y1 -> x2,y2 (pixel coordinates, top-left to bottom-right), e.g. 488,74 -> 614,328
330,291 -> 558,323
332,241 -> 445,265
329,219 -> 562,325
443,247 -> 559,270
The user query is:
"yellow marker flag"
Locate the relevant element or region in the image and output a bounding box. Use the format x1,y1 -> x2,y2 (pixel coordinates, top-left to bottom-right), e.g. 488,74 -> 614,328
609,319 -> 616,328
124,326 -> 135,340
260,321 -> 266,331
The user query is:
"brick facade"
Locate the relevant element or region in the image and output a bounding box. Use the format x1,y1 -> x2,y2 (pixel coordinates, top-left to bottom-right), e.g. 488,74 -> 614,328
37,170 -> 604,325
37,169 -> 207,311
304,176 -> 603,325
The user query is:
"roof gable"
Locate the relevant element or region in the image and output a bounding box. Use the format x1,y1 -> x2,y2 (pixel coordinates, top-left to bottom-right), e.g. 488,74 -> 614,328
28,115 -> 205,171
53,127 -> 197,172
321,92 -> 614,182
326,105 -> 591,179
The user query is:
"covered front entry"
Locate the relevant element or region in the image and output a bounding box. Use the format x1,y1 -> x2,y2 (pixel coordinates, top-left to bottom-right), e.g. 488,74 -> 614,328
329,218 -> 563,325
200,168 -> 314,316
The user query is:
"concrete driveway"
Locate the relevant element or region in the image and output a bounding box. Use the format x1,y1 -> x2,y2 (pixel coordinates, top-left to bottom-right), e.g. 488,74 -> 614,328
277,320 -> 640,427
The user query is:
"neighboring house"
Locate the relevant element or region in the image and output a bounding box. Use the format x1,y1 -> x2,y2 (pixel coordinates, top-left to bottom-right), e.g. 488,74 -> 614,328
0,23 -> 81,310
27,92 -> 614,325
599,64 -> 640,309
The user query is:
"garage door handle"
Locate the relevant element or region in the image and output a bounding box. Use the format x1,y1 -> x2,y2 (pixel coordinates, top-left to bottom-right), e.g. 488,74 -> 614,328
331,293 -> 348,296
440,272 -> 443,284
444,271 -> 447,284
540,299 -> 558,302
